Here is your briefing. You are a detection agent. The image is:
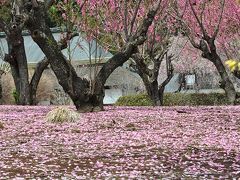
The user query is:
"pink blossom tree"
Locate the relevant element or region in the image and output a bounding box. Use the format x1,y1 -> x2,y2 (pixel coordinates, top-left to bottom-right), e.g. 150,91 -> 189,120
18,0 -> 162,112
171,0 -> 240,103
74,0 -> 175,106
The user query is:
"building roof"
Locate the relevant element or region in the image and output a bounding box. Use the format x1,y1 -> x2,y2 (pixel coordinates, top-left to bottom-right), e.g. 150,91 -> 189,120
0,30 -> 112,64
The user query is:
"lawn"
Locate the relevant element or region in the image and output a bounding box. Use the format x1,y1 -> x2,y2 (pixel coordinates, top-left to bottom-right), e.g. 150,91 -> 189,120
0,105 -> 239,179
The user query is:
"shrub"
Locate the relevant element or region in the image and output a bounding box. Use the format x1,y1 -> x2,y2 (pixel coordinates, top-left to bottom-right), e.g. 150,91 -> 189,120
115,92 -> 231,106
163,93 -> 230,106
115,94 -> 154,106
46,107 -> 80,123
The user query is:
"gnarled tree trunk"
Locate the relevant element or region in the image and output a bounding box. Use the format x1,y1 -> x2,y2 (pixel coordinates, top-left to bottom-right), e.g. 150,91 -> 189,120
1,20 -> 50,105
23,1 -> 160,112
143,78 -> 162,106
132,53 -> 174,106
200,38 -> 237,104
5,27 -> 31,105
212,54 -> 236,104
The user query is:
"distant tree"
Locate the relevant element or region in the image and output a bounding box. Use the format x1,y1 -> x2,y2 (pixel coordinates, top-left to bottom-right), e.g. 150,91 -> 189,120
172,0 -> 240,104
130,16 -> 175,106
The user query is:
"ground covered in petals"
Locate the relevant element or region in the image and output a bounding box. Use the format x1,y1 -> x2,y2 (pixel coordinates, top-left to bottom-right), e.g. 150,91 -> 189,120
0,105 -> 240,179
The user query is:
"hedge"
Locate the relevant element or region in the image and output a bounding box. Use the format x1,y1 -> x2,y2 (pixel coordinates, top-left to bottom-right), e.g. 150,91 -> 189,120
115,93 -> 232,106
115,94 -> 154,106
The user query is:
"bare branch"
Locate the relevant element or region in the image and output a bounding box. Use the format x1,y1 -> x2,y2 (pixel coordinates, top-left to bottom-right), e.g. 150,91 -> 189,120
167,11 -> 200,49
200,0 -> 207,25
188,0 -> 207,38
123,0 -> 129,40
78,0 -> 87,11
187,35 -> 200,49
212,0 -> 225,39
95,0 -> 162,92
133,0 -> 162,45
129,0 -> 142,37
58,32 -> 79,49
159,53 -> 174,90
132,53 -> 152,77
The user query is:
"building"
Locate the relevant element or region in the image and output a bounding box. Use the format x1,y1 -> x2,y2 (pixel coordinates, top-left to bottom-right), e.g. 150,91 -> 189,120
0,29 -> 144,105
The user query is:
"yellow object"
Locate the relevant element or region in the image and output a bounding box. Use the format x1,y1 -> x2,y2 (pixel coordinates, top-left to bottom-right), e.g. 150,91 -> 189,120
225,59 -> 238,71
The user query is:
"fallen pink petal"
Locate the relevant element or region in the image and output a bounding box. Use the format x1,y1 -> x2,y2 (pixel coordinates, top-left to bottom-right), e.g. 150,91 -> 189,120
0,105 -> 239,178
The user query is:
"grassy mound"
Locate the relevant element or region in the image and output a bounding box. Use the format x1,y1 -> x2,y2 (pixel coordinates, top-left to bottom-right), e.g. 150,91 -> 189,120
46,107 -> 80,123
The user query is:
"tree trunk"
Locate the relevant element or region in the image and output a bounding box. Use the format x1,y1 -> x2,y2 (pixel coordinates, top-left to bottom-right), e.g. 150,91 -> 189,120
29,57 -> 49,105
159,55 -> 174,105
200,38 -> 236,104
132,52 -> 174,106
5,28 -> 31,105
26,13 -> 97,111
141,72 -> 173,106
4,30 -> 52,105
29,31 -> 77,105
14,38 -> 31,105
143,78 -> 161,106
1,13 -> 31,105
75,90 -> 104,113
148,81 -> 162,106
1,8 -> 76,106
135,59 -> 162,106
212,54 -> 236,104
27,20 -> 131,112
158,75 -> 174,105
24,4 -> 100,112
131,53 -> 162,106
